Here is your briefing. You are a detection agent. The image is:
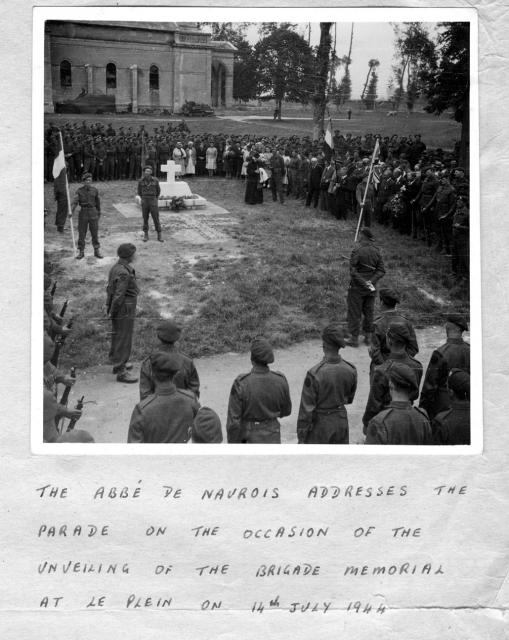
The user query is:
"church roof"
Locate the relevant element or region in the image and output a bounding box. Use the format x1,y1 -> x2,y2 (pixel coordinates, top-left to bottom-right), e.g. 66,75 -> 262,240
68,21 -> 179,32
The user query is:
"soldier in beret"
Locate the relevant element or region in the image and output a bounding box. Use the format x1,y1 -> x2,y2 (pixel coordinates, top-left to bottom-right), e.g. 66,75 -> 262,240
128,352 -> 199,443
345,227 -> 385,347
419,313 -> 470,420
226,337 -> 292,444
297,323 -> 357,444
365,362 -> 431,445
433,369 -> 470,445
71,172 -> 103,260
363,322 -> 423,431
138,165 -> 163,242
139,319 -> 200,400
369,287 -> 418,371
191,407 -> 223,443
106,243 -> 139,383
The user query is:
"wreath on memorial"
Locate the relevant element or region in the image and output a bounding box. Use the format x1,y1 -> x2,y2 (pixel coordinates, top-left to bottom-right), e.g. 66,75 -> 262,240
169,196 -> 186,211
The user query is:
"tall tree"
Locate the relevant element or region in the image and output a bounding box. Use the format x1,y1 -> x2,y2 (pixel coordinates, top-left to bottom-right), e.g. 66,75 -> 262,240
255,25 -> 314,119
312,22 -> 334,140
420,22 -> 469,167
361,58 -> 380,101
363,70 -> 379,110
337,23 -> 354,106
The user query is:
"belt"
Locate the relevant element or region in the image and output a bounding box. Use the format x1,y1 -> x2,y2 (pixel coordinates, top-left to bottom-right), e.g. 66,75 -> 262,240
245,418 -> 278,425
315,406 -> 345,415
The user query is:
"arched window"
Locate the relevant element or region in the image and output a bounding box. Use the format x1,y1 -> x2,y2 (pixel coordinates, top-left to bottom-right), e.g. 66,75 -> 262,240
106,63 -> 117,89
60,60 -> 72,88
149,65 -> 159,90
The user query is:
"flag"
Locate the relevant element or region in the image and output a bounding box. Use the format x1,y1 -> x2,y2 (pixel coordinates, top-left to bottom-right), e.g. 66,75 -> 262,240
324,118 -> 334,150
52,132 -> 67,192
372,137 -> 380,160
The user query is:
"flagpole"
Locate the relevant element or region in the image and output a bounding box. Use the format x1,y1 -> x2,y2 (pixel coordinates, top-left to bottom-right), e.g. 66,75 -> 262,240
354,140 -> 379,242
59,130 -> 77,254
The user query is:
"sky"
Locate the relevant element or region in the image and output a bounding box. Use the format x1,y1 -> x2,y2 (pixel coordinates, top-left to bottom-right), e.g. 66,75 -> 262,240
244,22 -> 440,101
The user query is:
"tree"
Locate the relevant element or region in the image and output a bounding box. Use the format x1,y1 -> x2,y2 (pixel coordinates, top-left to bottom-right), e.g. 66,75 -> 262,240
363,70 -> 379,110
255,25 -> 315,119
361,58 -> 380,102
311,22 -> 333,140
335,23 -> 354,107
420,22 -> 469,167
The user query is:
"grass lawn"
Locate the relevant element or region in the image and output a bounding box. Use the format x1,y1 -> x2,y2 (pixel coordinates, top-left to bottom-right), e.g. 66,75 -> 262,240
44,174 -> 468,370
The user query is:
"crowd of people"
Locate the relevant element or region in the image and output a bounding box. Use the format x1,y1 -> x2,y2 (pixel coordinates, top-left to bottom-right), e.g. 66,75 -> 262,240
46,120 -> 470,282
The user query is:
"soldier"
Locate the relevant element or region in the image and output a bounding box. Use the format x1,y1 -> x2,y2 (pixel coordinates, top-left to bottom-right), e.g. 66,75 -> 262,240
226,337 -> 292,444
297,323 -> 357,444
137,166 -> 163,243
345,227 -> 385,347
139,319 -> 200,400
106,243 -> 139,383
369,287 -> 418,371
82,136 -> 96,177
71,172 -> 103,260
419,313 -> 470,420
363,323 -> 423,431
365,363 -> 431,445
127,352 -> 199,443
105,136 -> 116,180
433,369 -> 470,445
129,137 -> 142,180
451,194 -> 469,281
269,147 -> 286,204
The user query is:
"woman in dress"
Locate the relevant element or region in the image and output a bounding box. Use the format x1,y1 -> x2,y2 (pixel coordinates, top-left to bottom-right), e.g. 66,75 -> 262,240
244,152 -> 263,205
205,141 -> 217,177
186,141 -> 196,177
172,141 -> 186,180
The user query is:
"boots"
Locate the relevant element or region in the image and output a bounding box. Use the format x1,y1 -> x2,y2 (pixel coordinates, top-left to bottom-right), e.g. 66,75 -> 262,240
76,250 -> 84,260
116,370 -> 138,384
157,231 -> 164,242
143,231 -> 149,242
94,248 -> 103,259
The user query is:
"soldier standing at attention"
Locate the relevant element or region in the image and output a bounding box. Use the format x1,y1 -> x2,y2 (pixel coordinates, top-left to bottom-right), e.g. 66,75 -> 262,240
139,320 -> 200,400
433,369 -> 470,445
71,172 -> 103,260
226,337 -> 292,444
137,166 -> 163,243
297,323 -> 357,444
345,227 -> 385,347
128,352 -> 199,443
419,313 -> 470,420
365,363 -> 431,445
106,243 -> 139,384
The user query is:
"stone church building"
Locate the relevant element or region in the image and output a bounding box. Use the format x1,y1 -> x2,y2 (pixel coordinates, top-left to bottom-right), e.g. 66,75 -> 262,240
44,21 -> 235,113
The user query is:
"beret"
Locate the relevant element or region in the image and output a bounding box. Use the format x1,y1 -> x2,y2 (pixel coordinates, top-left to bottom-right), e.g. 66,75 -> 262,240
157,320 -> 182,344
151,351 -> 182,375
446,313 -> 469,332
117,243 -> 136,259
251,337 -> 274,364
379,287 -> 400,305
44,334 -> 55,363
144,165 -> 153,170
387,322 -> 411,345
388,362 -> 418,394
448,368 -> 470,399
192,407 -> 223,443
81,172 -> 92,181
360,227 -> 374,240
322,323 -> 346,348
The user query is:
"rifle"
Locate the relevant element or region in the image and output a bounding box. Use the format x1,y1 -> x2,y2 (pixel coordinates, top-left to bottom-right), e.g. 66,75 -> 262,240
50,281 -> 57,298
59,299 -> 69,319
50,317 -> 73,367
56,367 -> 76,433
66,395 -> 84,432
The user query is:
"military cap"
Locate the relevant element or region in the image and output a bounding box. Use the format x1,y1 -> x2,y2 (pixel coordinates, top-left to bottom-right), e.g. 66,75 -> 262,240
360,227 -> 374,240
387,322 -> 411,345
58,429 -> 95,443
322,323 -> 346,348
151,351 -> 182,375
448,368 -> 470,399
388,362 -> 419,394
156,320 -> 182,343
81,172 -> 92,181
117,243 -> 136,259
192,407 -> 223,443
379,287 -> 400,305
144,165 -> 153,171
250,337 -> 274,364
44,334 -> 55,363
445,313 -> 469,332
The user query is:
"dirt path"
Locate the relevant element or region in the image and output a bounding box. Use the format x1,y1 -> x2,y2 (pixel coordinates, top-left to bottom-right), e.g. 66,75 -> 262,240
60,326 -> 447,445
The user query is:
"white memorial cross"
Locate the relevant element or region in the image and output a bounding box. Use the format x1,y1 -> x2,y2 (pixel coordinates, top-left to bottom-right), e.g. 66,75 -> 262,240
160,159 -> 182,183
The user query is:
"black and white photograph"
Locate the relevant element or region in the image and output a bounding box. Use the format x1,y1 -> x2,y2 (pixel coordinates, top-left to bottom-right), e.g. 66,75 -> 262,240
37,9 -> 478,451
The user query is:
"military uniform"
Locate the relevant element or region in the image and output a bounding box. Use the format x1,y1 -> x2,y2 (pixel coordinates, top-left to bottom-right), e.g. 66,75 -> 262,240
346,232 -> 385,343
106,255 -> 139,376
139,343 -> 200,400
137,174 -> 162,236
433,400 -> 470,445
419,338 -> 470,419
365,401 -> 431,445
297,355 -> 357,444
370,309 -> 418,368
363,352 -> 423,431
73,182 -> 101,254
226,364 -> 292,444
128,385 -> 199,443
